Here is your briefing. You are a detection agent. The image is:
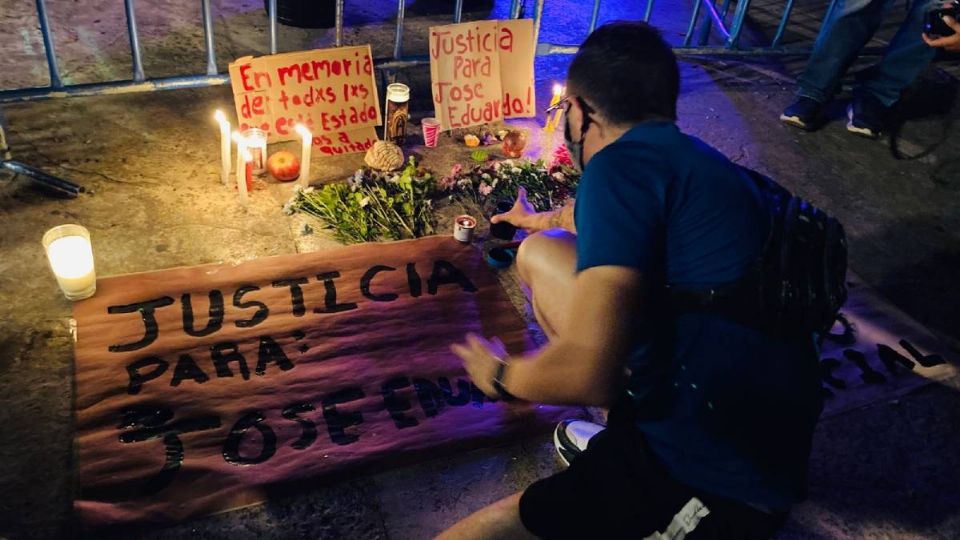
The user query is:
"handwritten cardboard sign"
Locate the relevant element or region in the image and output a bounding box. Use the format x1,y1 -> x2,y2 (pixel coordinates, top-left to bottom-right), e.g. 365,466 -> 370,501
72,237 -> 575,528
429,19 -> 537,131
228,45 -> 381,156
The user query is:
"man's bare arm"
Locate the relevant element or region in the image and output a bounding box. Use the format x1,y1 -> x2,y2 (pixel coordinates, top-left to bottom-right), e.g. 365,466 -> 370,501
455,265 -> 642,407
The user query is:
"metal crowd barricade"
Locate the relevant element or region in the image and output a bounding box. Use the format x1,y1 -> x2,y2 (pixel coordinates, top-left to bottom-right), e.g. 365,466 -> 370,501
2,0 -> 845,104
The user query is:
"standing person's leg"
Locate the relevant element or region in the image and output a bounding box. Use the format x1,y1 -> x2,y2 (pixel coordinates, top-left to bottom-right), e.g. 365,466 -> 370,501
783,0 -> 892,129
796,0 -> 890,104
857,0 -> 938,107
514,229 -> 577,341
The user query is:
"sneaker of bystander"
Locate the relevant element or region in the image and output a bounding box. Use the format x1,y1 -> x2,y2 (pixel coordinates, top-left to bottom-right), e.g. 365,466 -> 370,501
780,97 -> 825,131
847,93 -> 889,139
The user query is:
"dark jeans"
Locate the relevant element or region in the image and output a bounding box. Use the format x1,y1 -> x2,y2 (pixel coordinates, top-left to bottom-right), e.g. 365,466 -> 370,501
797,0 -> 937,107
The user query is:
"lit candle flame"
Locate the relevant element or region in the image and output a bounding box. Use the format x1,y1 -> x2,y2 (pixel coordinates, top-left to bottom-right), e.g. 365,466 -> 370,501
294,123 -> 311,139
231,131 -> 245,145
214,109 -> 227,125
552,84 -> 563,96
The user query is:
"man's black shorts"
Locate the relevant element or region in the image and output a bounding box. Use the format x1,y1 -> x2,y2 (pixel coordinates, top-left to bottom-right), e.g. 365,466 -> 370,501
518,414 -> 787,539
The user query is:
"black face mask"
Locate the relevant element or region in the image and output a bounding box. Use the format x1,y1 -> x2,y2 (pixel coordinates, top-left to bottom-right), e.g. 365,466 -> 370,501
563,97 -> 594,172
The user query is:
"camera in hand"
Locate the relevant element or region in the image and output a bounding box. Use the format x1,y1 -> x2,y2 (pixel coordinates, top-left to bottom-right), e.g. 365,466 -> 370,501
925,1 -> 960,37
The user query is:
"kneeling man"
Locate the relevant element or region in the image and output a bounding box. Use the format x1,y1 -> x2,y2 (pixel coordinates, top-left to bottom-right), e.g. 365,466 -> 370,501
444,22 -> 823,540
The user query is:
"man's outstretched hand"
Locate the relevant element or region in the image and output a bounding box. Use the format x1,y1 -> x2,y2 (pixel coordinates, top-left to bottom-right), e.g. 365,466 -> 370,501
924,15 -> 960,52
451,333 -> 509,399
491,187 -> 536,230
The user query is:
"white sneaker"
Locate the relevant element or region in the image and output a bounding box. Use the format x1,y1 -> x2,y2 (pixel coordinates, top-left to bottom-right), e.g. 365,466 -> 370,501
553,419 -> 605,466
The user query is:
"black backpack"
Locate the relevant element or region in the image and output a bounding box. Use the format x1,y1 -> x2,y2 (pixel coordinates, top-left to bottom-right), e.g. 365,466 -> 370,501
667,166 -> 848,342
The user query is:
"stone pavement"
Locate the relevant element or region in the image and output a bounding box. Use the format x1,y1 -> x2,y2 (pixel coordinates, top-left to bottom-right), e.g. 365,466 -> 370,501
2,1 -> 960,538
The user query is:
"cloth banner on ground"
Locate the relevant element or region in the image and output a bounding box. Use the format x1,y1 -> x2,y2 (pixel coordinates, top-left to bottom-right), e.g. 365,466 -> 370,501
72,237 -> 573,528
818,273 -> 955,418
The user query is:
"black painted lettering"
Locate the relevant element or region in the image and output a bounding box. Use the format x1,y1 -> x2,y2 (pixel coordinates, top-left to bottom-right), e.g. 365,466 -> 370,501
181,290 -> 225,337
843,349 -> 886,384
877,344 -> 916,375
281,403 -> 318,450
406,263 -> 422,298
824,313 -> 856,346
255,335 -> 295,376
381,377 -> 418,428
315,271 -> 358,313
470,382 -> 488,408
125,356 -> 169,395
118,406 -> 221,494
233,285 -> 269,328
222,411 -> 277,465
360,265 -> 399,302
427,260 -> 478,295
439,377 -> 472,406
899,339 -> 945,368
413,377 -> 472,416
272,278 -> 309,317
413,378 -> 444,417
108,297 -> 176,352
170,353 -> 210,387
211,342 -> 251,380
321,388 -> 365,445
819,358 -> 846,389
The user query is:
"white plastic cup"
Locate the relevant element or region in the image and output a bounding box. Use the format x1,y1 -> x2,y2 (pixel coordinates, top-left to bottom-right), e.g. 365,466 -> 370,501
422,117 -> 441,148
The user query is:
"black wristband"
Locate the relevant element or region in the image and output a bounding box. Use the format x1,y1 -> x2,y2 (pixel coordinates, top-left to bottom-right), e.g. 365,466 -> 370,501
492,360 -> 517,401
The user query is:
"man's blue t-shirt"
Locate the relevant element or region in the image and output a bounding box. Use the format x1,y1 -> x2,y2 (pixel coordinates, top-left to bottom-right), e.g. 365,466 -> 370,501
574,122 -> 823,510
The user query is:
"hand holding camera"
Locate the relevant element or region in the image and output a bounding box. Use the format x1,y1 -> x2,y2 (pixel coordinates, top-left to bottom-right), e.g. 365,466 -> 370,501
923,1 -> 960,51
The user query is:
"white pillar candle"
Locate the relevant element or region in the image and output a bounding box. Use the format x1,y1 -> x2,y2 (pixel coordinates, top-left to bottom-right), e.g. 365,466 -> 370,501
214,110 -> 231,185
294,123 -> 312,188
232,130 -> 245,190
42,224 -> 96,301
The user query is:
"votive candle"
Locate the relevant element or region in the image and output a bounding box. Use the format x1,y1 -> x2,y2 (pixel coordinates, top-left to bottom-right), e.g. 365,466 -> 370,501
42,224 -> 96,301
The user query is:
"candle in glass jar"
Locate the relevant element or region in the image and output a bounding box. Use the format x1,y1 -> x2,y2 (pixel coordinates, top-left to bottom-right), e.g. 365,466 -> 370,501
42,224 -> 96,301
294,123 -> 312,188
242,128 -> 268,175
385,83 -> 410,145
214,110 -> 231,185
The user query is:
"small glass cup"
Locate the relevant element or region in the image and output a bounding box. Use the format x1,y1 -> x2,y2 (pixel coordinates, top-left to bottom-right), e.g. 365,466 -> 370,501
242,128 -> 268,175
42,224 -> 97,301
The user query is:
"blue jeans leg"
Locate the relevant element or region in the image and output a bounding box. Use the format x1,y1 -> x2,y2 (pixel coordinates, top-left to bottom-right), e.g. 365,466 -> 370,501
857,0 -> 938,107
796,0 -> 891,104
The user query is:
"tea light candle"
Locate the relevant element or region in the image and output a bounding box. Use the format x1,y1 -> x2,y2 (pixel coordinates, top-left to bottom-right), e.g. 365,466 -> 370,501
294,123 -> 312,188
42,224 -> 96,301
214,110 -> 231,185
453,215 -> 476,243
242,128 -> 268,175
